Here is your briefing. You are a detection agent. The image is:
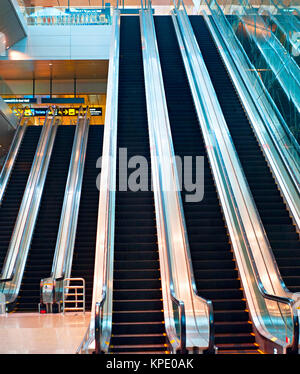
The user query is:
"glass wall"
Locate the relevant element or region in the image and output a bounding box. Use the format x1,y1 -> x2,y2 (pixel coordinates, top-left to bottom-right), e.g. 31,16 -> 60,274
220,0 -> 300,141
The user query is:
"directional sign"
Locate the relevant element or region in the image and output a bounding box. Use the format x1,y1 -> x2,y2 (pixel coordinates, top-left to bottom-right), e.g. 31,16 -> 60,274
22,107 -> 102,117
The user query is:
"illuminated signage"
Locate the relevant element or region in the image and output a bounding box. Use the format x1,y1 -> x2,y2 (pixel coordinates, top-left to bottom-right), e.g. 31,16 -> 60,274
22,107 -> 102,117
4,98 -> 37,104
66,8 -> 108,14
41,98 -> 85,104
90,107 -> 102,116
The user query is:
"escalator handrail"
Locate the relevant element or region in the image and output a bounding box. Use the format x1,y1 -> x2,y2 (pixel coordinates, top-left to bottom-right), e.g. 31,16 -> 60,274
0,112 -> 58,304
76,289 -> 106,354
172,5 -> 217,354
203,1 -> 300,232
201,7 -> 300,352
206,4 -> 299,351
77,10 -> 120,354
141,6 -> 214,353
208,0 -> 300,175
204,0 -> 298,292
0,109 -> 52,283
235,0 -> 300,113
270,0 -> 300,18
258,6 -> 300,53
225,147 -> 300,352
47,108 -> 89,295
174,1 -> 299,352
94,291 -> 106,354
141,3 -> 187,354
171,7 -> 216,354
140,6 -> 185,353
0,114 -> 28,205
170,295 -> 186,353
239,10 -> 300,78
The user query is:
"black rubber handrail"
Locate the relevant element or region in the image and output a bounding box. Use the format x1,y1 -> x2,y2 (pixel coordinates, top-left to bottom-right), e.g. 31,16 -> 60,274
94,290 -> 106,354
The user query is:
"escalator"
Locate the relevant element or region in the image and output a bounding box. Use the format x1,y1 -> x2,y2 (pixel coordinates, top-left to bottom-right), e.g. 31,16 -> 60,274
12,126 -> 75,311
189,16 -> 300,295
71,125 -> 104,310
110,16 -> 168,354
229,15 -> 300,142
0,126 -> 41,272
263,15 -> 300,66
154,15 -> 259,354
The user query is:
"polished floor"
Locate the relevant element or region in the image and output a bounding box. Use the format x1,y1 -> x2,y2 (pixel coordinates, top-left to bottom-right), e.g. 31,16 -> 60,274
0,312 -> 90,354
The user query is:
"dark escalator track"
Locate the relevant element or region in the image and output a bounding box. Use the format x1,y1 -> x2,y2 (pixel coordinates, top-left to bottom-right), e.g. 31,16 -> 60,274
110,16 -> 168,354
71,125 -> 104,310
13,126 -> 75,311
155,15 -> 259,354
190,16 -> 300,297
0,126 -> 41,271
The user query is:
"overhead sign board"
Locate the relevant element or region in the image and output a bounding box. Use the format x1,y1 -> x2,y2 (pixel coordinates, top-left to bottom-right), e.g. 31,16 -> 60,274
22,106 -> 102,117
4,98 -> 37,104
66,8 -> 108,14
41,98 -> 85,104
90,107 -> 102,116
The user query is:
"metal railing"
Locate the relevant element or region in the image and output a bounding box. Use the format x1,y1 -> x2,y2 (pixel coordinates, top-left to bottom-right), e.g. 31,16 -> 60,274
62,278 -> 85,315
20,6 -> 112,26
173,0 -> 299,353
